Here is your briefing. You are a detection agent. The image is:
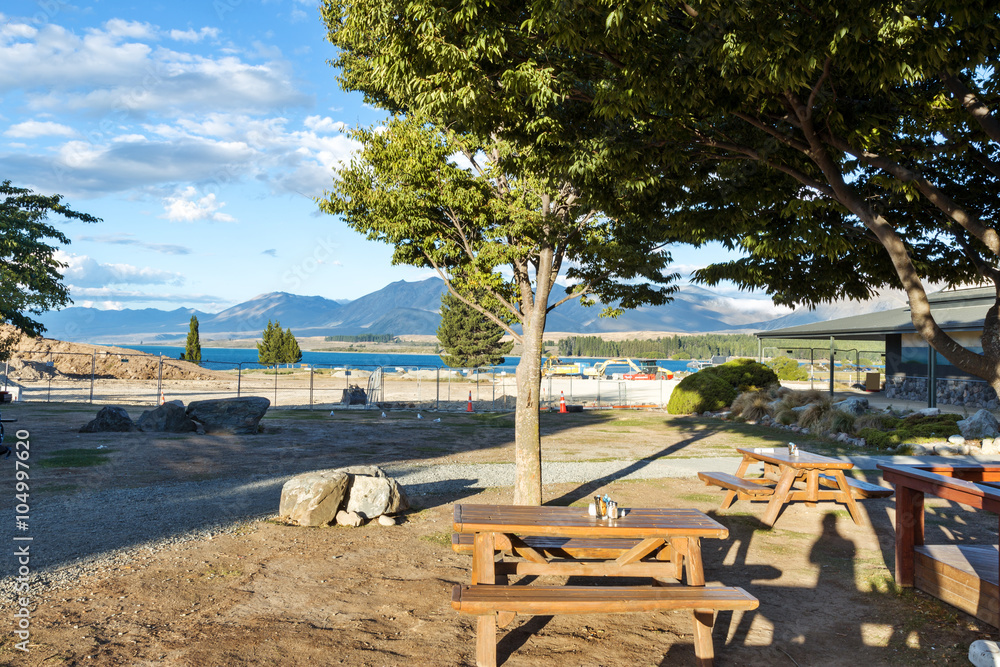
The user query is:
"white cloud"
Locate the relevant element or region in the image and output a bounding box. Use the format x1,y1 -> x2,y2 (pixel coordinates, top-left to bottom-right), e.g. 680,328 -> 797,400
0,21 -> 309,115
304,116 -> 348,134
161,186 -> 236,222
56,251 -> 185,287
4,120 -> 77,138
169,27 -> 220,42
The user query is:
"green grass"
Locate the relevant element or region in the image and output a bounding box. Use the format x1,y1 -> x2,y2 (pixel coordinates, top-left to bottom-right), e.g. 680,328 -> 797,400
420,530 -> 453,548
37,448 -> 115,468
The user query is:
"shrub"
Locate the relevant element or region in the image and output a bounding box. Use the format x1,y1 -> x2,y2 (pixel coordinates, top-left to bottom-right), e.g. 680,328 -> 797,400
730,390 -> 773,422
798,398 -> 832,428
853,413 -> 899,433
779,389 -> 824,409
775,408 -> 798,425
667,372 -> 738,414
822,409 -> 856,434
858,428 -> 900,449
767,356 -> 809,381
702,358 -> 779,392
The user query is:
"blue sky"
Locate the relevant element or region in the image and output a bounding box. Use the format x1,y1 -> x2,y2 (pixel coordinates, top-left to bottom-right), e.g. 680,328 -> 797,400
0,0 -> 788,323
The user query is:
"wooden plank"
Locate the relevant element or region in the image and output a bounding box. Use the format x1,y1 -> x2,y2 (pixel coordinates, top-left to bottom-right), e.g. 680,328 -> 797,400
452,533 -> 644,558
912,545 -> 1000,628
452,584 -> 759,615
818,473 -> 893,498
698,471 -> 775,496
894,486 -> 924,587
615,538 -> 664,566
495,560 -> 688,578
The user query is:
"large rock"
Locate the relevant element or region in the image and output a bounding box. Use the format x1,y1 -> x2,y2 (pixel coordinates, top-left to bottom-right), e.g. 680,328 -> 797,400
79,406 -> 134,433
186,397 -> 270,434
970,640 -> 1000,667
958,409 -> 1000,440
137,402 -> 196,433
279,470 -> 350,527
344,473 -> 409,519
832,397 -> 869,416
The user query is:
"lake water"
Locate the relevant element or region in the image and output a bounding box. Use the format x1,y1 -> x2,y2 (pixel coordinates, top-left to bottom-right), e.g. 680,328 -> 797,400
117,345 -> 698,374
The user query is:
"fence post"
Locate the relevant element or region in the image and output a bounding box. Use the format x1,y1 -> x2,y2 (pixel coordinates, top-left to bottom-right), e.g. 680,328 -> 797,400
157,356 -> 163,406
491,368 -> 495,411
597,378 -> 601,409
309,367 -> 314,409
436,366 -> 440,411
273,365 -> 278,407
89,352 -> 96,404
237,363 -> 242,398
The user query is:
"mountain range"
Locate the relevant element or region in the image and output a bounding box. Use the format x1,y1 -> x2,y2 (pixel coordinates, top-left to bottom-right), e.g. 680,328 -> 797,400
36,277 -> 909,344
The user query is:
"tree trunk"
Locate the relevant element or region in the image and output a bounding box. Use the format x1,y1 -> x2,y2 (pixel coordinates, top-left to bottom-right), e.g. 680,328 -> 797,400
513,307 -> 547,505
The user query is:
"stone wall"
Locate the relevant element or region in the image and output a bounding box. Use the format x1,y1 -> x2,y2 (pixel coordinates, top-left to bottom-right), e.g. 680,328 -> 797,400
885,375 -> 1000,409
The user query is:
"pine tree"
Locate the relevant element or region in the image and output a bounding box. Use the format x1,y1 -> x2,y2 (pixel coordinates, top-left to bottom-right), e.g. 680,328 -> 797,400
184,315 -> 201,363
437,292 -> 513,368
257,320 -> 284,366
282,327 -> 302,365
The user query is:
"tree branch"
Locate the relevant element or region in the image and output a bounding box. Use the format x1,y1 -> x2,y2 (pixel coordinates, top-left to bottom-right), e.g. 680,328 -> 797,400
941,72 -> 1000,143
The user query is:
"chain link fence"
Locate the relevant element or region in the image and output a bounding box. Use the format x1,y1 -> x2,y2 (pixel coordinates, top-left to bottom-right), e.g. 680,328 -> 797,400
0,350 -> 684,411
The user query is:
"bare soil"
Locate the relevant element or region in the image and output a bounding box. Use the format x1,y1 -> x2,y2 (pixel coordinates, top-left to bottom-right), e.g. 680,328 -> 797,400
1,403 -> 997,666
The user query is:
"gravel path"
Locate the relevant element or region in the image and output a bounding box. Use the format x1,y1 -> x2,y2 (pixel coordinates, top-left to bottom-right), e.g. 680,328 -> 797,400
1,451 -> 977,598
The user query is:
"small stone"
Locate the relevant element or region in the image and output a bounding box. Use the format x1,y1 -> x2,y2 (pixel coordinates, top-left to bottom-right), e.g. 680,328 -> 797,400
335,510 -> 364,527
948,434 -> 967,445
377,515 -> 396,526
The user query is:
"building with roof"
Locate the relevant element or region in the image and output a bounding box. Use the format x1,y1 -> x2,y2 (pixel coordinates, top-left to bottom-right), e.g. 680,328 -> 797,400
755,287 -> 998,409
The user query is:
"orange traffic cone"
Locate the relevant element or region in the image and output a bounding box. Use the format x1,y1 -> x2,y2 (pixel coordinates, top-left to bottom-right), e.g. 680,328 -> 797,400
559,391 -> 567,413
160,390 -> 166,405
466,391 -> 473,412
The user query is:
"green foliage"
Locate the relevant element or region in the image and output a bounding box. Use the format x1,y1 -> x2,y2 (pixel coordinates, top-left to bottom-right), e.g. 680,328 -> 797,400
858,428 -> 899,450
282,327 -> 302,365
257,320 -> 301,366
767,356 -> 808,382
437,291 -> 513,368
558,334 -> 758,360
857,413 -> 960,448
701,359 -> 779,392
0,180 -> 99,359
667,372 -> 737,415
822,410 -> 857,435
184,315 -> 201,363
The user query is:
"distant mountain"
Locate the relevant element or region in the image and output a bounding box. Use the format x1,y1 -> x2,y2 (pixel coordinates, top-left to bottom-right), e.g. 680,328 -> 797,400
36,277 -> 910,344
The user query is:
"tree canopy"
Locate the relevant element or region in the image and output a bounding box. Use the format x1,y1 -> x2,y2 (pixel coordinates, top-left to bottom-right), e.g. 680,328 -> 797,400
258,320 -> 301,366
184,315 -> 202,363
316,114 -> 676,503
322,0 -> 1000,394
437,291 -> 513,368
0,180 -> 99,358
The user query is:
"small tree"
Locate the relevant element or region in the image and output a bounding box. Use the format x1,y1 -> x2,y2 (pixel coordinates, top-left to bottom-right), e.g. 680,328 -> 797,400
282,327 -> 302,366
257,320 -> 284,367
184,315 -> 201,363
437,291 -> 513,368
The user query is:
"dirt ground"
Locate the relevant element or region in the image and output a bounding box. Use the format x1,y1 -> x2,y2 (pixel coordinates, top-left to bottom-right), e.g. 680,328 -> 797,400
1,403 -> 997,666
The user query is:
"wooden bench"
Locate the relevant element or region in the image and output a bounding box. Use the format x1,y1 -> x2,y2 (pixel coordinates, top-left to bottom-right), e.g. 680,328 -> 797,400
698,471 -> 775,510
817,473 -> 893,499
452,532 -> 662,559
452,583 -> 759,666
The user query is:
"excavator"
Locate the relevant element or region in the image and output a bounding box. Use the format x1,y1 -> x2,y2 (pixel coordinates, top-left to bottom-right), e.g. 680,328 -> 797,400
541,357 -> 586,377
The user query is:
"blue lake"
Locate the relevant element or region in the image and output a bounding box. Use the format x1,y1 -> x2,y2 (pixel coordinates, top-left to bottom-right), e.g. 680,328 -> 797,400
117,345 -> 699,374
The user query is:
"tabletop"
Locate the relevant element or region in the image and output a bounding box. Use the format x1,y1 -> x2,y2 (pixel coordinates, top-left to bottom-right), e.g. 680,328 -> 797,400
736,447 -> 853,470
453,503 -> 729,540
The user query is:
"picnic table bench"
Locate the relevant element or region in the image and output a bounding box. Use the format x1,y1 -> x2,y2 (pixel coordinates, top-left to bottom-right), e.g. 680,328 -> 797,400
699,448 -> 891,526
451,503 -> 758,666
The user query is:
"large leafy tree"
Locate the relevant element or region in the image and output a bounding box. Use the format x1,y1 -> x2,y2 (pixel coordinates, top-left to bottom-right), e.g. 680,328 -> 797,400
322,0 -> 1000,399
318,115 -> 675,504
0,180 -> 99,358
437,291 -> 513,368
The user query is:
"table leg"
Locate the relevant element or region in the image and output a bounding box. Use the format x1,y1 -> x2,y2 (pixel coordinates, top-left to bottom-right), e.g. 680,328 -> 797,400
895,486 -> 925,587
684,537 -> 705,587
831,470 -> 865,525
472,532 -> 497,585
761,466 -> 796,526
476,615 -> 497,667
691,609 -> 716,667
722,454 -> 755,510
804,469 -> 819,507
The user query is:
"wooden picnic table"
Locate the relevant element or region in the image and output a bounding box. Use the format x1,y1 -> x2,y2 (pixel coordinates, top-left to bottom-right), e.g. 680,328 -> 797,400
451,503 -> 757,666
700,447 -> 870,526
